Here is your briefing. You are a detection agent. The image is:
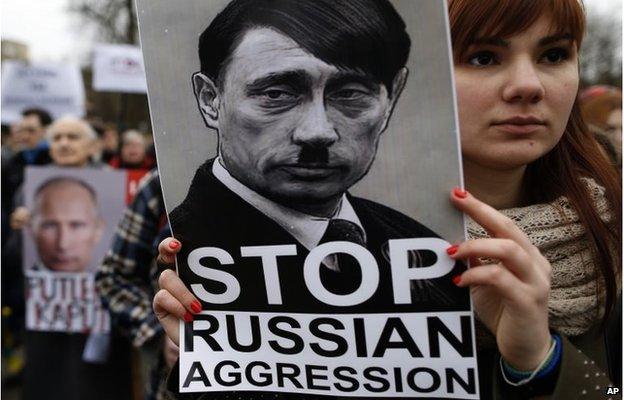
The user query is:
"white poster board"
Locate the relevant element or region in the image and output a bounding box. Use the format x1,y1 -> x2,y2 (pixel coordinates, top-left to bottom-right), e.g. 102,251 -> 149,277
22,167 -> 127,333
138,0 -> 479,398
92,44 -> 148,93
1,61 -> 86,123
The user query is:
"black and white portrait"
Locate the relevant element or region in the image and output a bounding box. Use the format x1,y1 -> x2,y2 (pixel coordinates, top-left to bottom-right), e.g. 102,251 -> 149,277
139,1 -> 478,397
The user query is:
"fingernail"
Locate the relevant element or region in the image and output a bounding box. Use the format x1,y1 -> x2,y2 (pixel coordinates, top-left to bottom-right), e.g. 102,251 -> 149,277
169,240 -> 180,250
183,311 -> 193,322
452,275 -> 462,285
190,300 -> 202,313
453,187 -> 468,199
446,245 -> 459,256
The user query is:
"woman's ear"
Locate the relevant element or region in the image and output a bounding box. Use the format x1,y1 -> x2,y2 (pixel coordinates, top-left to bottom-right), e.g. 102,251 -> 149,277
192,72 -> 220,130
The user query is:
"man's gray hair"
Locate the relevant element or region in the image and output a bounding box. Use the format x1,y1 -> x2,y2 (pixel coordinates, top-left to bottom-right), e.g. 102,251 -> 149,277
46,116 -> 97,141
121,129 -> 146,145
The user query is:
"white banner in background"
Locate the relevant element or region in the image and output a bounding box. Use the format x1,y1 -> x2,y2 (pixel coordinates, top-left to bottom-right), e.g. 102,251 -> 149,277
1,61 -> 85,124
93,44 -> 147,93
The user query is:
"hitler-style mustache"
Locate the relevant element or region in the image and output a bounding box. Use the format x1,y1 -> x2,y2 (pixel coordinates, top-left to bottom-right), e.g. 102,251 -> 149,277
297,146 -> 329,165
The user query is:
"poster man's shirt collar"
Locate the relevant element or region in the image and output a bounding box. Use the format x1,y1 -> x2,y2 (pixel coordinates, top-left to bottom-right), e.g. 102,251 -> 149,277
212,157 -> 367,268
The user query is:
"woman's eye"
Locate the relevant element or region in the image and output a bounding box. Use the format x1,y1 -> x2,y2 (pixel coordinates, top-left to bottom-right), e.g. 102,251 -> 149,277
540,48 -> 569,64
467,51 -> 497,67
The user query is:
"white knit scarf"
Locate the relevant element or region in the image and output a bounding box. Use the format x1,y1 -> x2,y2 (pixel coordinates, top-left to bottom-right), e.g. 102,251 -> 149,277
467,178 -> 616,343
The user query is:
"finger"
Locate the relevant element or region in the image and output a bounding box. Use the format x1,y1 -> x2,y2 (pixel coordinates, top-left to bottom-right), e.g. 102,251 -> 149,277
157,237 -> 182,265
468,257 -> 481,268
450,238 -> 537,283
153,289 -> 188,346
450,188 -> 533,250
158,269 -> 202,314
454,264 -> 528,302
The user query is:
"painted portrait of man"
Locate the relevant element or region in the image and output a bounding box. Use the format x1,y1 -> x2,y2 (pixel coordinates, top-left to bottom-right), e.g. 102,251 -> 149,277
166,0 -> 467,312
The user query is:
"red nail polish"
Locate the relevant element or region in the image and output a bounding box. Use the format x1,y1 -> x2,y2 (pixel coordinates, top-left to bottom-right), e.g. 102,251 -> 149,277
169,240 -> 180,250
446,245 -> 459,255
452,275 -> 461,285
190,300 -> 202,313
183,311 -> 193,322
453,187 -> 468,199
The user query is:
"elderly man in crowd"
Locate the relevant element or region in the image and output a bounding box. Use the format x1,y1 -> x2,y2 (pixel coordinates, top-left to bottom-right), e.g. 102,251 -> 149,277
46,116 -> 103,168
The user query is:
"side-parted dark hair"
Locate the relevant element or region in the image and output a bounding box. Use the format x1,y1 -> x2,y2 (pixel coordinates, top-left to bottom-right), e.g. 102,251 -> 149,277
22,108 -> 53,127
198,0 -> 411,93
449,0 -> 622,328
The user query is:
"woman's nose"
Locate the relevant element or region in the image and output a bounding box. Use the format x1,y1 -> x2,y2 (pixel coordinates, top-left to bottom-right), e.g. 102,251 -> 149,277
501,57 -> 545,104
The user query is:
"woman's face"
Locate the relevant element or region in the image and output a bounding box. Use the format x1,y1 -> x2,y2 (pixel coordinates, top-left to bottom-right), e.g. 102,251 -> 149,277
454,15 -> 579,171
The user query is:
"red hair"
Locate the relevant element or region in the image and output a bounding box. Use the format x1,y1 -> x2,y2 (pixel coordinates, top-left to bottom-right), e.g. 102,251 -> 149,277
448,0 -> 621,327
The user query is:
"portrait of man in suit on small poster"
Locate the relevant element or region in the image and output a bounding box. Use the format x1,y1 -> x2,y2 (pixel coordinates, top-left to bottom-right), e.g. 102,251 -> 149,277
138,0 -> 478,398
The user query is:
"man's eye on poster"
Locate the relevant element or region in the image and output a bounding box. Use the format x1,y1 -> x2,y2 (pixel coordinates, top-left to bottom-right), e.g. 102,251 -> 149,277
138,0 -> 479,398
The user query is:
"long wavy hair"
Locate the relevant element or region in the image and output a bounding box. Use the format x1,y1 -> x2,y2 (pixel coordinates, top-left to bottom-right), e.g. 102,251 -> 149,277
448,0 -> 621,327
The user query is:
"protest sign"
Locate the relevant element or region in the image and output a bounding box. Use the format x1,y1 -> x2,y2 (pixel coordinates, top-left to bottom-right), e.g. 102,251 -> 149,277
93,44 -> 148,93
22,167 -> 126,333
138,0 -> 478,397
1,61 -> 85,123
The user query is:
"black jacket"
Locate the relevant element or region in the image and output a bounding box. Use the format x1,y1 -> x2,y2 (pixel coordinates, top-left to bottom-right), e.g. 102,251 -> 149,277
169,159 -> 468,314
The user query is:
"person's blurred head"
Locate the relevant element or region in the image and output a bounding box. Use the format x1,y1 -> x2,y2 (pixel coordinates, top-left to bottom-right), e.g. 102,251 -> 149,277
580,85 -> 622,146
4,122 -> 26,151
47,117 -> 97,167
102,124 -> 120,153
17,108 -> 53,149
120,130 -> 147,166
30,178 -> 104,272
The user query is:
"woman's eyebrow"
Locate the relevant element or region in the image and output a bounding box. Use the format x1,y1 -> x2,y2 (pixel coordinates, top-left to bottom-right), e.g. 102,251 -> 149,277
538,33 -> 574,46
470,33 -> 574,48
471,37 -> 509,48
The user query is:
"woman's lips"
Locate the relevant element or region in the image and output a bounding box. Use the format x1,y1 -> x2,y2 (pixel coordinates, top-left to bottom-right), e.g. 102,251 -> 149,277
492,123 -> 545,134
491,116 -> 546,134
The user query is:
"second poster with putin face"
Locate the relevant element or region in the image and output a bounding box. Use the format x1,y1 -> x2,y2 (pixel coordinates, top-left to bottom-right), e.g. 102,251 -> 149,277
22,167 -> 126,333
139,0 -> 478,398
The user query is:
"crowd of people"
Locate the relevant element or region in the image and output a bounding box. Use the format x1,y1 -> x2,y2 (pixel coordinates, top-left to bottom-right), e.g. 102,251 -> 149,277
0,0 -> 622,399
0,109 -> 162,400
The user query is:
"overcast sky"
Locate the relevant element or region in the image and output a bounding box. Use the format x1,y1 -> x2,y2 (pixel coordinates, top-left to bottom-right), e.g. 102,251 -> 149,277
1,0 -> 621,64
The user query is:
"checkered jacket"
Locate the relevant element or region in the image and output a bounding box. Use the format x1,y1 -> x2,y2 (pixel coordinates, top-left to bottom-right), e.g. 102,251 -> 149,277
95,169 -> 171,347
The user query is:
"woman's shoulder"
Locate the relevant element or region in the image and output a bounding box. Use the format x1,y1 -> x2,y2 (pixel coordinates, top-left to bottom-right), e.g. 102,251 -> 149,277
577,177 -> 613,223
467,177 -> 612,240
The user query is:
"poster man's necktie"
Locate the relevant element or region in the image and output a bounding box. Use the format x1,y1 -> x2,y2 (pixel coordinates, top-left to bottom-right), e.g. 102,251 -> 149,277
318,219 -> 366,295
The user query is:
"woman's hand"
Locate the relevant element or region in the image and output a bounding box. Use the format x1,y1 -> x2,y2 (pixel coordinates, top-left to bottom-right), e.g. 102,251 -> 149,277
10,206 -> 30,230
449,188 -> 552,371
153,237 -> 201,347
163,335 -> 180,369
